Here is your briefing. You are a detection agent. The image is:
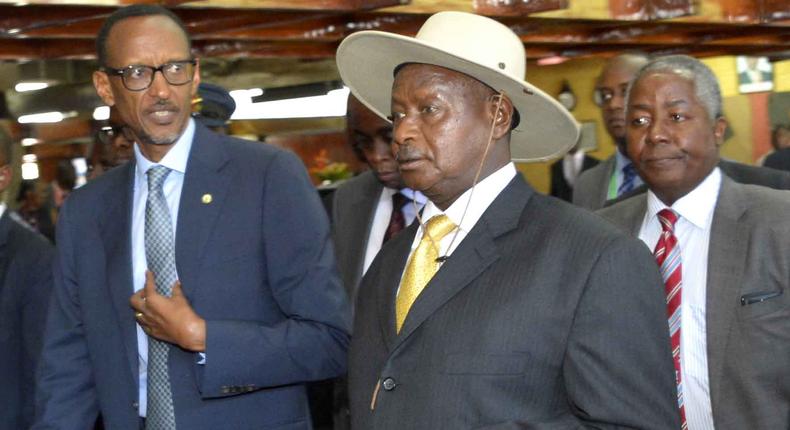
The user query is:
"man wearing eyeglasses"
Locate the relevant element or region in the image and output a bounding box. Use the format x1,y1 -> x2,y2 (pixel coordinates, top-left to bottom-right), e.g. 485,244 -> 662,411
88,107 -> 134,181
34,5 -> 350,430
572,53 -> 648,211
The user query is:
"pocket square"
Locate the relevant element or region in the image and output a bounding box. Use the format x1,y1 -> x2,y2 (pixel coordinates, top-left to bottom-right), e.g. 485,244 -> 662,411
740,290 -> 783,306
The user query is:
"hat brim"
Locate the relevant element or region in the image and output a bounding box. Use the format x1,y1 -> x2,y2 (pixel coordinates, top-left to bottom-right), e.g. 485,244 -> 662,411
336,31 -> 580,163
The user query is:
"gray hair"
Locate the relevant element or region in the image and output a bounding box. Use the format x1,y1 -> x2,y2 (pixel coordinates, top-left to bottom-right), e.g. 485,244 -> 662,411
627,54 -> 722,122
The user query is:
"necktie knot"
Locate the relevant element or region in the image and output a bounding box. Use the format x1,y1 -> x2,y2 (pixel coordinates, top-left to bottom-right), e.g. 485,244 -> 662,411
423,214 -> 457,243
657,208 -> 679,233
392,192 -> 409,211
147,165 -> 171,193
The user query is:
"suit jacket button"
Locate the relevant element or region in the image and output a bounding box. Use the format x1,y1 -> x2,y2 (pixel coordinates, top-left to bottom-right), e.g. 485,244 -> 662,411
221,386 -> 230,394
132,401 -> 139,410
382,377 -> 396,391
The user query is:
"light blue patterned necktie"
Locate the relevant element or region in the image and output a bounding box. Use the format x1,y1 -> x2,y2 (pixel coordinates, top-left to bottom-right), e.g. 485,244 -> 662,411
144,165 -> 177,430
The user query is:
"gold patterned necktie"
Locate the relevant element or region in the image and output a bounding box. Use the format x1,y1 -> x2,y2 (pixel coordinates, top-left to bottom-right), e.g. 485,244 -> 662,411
395,214 -> 457,333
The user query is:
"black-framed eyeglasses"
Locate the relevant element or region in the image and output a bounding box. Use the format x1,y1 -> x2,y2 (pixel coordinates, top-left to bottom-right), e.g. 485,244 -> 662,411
101,59 -> 197,91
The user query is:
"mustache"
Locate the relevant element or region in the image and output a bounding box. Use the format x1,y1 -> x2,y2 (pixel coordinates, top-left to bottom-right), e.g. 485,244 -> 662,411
395,146 -> 422,162
145,99 -> 178,113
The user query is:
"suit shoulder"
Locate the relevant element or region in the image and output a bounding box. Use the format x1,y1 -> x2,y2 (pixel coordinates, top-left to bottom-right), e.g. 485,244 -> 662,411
576,154 -> 613,183
527,192 -> 638,246
596,194 -> 644,230
333,172 -> 379,199
6,213 -> 54,259
731,182 -> 790,226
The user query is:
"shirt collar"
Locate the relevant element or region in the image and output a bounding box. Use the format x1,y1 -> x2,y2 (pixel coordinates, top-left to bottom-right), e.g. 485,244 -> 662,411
399,188 -> 427,205
0,202 -> 6,219
421,162 -> 517,233
134,118 -> 196,176
646,167 -> 721,229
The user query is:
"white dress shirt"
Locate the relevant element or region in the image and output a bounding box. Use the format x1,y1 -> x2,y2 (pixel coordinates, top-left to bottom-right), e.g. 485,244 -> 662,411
638,167 -> 721,430
562,150 -> 587,187
131,119 -> 195,417
404,162 -> 517,277
363,187 -> 426,275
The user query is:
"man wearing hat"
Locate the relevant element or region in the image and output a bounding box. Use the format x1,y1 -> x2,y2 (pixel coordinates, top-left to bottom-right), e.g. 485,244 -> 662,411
193,82 -> 236,133
336,11 -> 680,429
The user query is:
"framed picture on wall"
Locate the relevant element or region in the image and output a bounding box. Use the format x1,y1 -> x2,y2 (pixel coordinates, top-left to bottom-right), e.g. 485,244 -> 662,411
737,56 -> 773,93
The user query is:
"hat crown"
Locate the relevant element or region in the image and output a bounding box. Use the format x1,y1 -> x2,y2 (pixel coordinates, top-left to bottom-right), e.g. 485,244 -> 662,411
414,12 -> 526,83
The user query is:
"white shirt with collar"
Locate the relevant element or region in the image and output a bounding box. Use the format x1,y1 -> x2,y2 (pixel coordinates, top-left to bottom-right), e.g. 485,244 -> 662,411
131,118 -> 196,417
562,150 -> 587,187
363,187 -> 426,275
638,167 -> 721,430
405,162 -> 517,275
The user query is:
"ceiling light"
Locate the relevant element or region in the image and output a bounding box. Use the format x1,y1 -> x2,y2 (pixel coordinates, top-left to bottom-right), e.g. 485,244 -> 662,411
21,154 -> 39,180
93,106 -> 110,121
18,111 -> 77,124
231,87 -> 350,120
15,82 -> 50,92
21,138 -> 41,146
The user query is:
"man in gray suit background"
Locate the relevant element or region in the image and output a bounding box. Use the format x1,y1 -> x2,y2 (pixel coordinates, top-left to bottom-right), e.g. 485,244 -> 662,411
599,54 -> 790,430
336,11 -> 680,429
573,53 -> 648,210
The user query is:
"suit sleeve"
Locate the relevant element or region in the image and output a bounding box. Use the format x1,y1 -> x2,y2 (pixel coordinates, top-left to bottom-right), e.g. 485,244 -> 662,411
33,198 -> 100,429
20,236 -> 54,429
563,236 -> 681,429
199,150 -> 351,396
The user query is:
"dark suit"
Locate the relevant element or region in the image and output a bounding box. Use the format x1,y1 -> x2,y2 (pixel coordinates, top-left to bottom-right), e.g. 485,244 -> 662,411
549,154 -> 599,202
571,154 -> 615,210
598,175 -> 790,429
764,148 -> 790,172
328,171 -> 384,302
350,174 -> 680,429
35,122 -> 351,430
0,211 -> 53,430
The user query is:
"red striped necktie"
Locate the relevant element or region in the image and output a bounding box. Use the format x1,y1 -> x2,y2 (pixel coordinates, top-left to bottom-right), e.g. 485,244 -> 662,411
653,208 -> 687,429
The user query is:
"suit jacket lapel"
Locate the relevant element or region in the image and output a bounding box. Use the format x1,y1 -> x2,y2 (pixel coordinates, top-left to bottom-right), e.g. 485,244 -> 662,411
377,223 -> 415,352
391,176 -> 532,351
346,175 -> 383,297
175,123 -> 231,296
98,163 -> 138,385
706,177 -> 747,414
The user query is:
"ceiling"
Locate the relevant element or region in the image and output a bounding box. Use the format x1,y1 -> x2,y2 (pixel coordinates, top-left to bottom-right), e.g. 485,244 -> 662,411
0,0 -> 788,124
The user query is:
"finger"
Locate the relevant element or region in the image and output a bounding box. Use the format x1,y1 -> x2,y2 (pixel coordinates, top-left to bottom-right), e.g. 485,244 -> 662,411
144,270 -> 158,297
171,281 -> 183,297
130,289 -> 146,311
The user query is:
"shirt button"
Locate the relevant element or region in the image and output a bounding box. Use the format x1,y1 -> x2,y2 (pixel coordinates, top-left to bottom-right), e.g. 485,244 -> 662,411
382,377 -> 396,391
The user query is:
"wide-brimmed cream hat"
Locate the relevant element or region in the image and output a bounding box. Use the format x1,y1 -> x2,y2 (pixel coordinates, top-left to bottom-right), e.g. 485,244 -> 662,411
336,11 -> 579,162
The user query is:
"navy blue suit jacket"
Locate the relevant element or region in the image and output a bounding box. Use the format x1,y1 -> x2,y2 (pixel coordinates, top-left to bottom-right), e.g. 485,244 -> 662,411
0,212 -> 53,430
35,123 -> 351,430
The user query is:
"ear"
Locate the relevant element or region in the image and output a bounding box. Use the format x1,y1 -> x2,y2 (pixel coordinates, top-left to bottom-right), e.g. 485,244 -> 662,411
713,116 -> 727,147
191,59 -> 201,98
0,165 -> 12,193
488,93 -> 515,141
93,70 -> 116,107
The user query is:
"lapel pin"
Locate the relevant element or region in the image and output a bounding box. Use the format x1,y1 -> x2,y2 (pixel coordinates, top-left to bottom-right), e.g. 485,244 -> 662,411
201,194 -> 213,204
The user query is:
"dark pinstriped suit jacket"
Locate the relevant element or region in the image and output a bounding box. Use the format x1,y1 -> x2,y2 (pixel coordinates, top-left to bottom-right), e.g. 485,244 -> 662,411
349,174 -> 681,429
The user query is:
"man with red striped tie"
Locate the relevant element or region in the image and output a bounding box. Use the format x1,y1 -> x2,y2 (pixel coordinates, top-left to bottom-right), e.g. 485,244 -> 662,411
599,54 -> 790,430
